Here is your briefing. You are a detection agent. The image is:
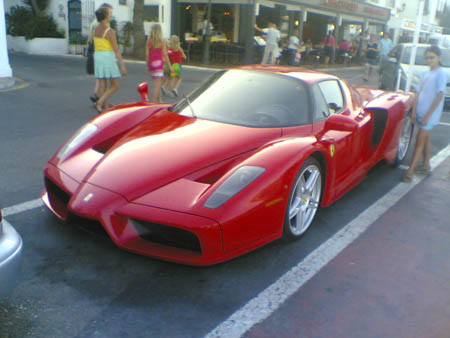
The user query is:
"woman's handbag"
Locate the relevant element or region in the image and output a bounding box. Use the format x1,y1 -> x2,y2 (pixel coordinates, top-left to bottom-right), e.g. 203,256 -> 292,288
86,41 -> 94,75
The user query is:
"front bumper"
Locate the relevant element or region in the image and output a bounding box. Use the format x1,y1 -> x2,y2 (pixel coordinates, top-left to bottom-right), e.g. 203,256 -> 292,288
0,219 -> 23,299
42,164 -> 227,266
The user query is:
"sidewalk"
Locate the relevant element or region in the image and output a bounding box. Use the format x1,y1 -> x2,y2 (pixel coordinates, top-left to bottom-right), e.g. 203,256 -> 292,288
245,157 -> 450,338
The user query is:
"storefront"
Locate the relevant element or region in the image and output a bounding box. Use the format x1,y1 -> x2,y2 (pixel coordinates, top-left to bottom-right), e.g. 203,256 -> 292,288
171,0 -> 390,63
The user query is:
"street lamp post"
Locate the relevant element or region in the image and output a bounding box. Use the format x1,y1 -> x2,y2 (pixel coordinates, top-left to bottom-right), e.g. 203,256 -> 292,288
400,0 -> 424,92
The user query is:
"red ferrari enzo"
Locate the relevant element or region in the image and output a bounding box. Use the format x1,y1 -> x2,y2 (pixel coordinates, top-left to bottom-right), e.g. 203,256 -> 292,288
42,65 -> 414,265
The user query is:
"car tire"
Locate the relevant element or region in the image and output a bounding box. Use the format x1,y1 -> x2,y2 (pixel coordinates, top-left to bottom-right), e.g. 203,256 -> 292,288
393,109 -> 414,166
283,157 -> 322,240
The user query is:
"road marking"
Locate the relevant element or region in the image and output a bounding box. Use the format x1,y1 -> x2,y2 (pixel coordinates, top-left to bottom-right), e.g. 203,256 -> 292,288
3,198 -> 43,218
205,142 -> 450,338
0,77 -> 31,92
439,121 -> 450,126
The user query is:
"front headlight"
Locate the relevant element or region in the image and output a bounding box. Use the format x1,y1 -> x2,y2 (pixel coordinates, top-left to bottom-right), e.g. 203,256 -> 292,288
204,166 -> 265,209
57,123 -> 98,158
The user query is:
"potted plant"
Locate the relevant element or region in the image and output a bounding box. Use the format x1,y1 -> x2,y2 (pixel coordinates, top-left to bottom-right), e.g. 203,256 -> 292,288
69,33 -> 87,55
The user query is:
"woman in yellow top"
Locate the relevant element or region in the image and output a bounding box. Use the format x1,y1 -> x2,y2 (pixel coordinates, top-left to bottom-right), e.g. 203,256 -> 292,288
93,7 -> 127,113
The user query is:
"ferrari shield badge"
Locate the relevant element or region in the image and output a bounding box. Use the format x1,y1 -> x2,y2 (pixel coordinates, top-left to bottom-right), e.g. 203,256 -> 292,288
330,144 -> 335,158
83,193 -> 94,202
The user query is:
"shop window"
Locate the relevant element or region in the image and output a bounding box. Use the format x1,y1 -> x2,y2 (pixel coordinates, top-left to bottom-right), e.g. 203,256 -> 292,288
119,0 -> 126,5
144,5 -> 159,22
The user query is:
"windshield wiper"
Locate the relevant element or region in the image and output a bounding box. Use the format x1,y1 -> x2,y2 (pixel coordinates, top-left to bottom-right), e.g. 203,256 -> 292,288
183,94 -> 196,118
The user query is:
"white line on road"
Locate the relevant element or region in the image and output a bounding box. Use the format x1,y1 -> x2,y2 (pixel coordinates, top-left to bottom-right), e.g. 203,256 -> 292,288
205,142 -> 450,338
3,198 -> 43,218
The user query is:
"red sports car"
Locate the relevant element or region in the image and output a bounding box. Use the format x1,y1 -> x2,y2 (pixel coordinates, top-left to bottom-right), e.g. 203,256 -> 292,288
42,65 -> 414,265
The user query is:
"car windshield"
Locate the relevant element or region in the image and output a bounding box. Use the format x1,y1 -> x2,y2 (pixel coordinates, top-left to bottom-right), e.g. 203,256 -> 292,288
402,46 -> 450,67
171,70 -> 311,127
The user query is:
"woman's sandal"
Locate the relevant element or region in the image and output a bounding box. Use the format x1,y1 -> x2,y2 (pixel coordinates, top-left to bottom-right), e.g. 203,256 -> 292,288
414,166 -> 431,176
402,173 -> 412,183
90,94 -> 99,103
94,103 -> 103,114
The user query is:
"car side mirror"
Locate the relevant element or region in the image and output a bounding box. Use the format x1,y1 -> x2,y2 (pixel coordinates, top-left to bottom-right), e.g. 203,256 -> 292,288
324,114 -> 358,132
328,102 -> 340,112
137,82 -> 149,102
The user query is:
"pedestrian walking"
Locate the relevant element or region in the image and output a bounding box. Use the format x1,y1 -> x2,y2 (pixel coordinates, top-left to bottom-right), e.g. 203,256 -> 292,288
86,3 -> 113,104
378,32 -> 393,83
146,24 -> 173,102
287,29 -> 300,65
363,34 -> 379,82
403,45 -> 447,182
254,22 -> 280,65
167,35 -> 186,97
92,6 -> 127,113
323,30 -> 335,67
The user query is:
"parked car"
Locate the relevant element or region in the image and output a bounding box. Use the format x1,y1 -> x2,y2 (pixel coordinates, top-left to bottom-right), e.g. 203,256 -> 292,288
379,43 -> 450,107
0,208 -> 23,299
42,66 -> 414,266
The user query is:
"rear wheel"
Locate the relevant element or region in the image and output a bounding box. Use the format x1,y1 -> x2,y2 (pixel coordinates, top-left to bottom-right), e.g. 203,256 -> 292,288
394,110 -> 414,166
283,157 -> 322,240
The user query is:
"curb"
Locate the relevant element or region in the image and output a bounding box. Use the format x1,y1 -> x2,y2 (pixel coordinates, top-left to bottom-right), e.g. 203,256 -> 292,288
45,53 -> 365,73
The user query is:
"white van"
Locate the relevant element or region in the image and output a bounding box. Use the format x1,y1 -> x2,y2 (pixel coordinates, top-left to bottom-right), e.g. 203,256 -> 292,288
379,43 -> 450,108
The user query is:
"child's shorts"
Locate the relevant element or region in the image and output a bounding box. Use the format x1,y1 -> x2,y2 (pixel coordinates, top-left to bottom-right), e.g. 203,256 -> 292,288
164,63 -> 170,76
416,115 -> 436,130
170,63 -> 182,77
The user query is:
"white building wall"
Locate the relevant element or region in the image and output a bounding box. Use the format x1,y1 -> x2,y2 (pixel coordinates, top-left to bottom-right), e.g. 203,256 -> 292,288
4,0 -> 172,41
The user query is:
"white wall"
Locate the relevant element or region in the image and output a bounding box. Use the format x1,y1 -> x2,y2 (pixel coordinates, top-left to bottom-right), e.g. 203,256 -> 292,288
5,0 -> 172,40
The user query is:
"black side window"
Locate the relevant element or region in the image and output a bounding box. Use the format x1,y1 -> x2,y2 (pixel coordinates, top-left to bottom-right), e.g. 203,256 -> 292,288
312,84 -> 329,122
317,80 -> 344,114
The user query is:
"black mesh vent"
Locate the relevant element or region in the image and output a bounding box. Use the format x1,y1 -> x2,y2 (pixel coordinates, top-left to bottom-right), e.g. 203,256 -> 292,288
68,213 -> 109,238
45,176 -> 71,205
130,219 -> 201,253
371,109 -> 388,146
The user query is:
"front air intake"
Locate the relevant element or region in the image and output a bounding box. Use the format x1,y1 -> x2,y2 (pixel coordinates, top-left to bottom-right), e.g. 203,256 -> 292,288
130,219 -> 201,253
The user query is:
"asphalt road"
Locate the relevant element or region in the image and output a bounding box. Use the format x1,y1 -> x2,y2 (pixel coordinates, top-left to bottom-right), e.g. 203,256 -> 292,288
0,54 -> 449,338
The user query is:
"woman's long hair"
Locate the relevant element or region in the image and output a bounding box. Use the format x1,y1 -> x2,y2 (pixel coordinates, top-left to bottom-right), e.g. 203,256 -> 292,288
150,24 -> 163,49
170,35 -> 181,50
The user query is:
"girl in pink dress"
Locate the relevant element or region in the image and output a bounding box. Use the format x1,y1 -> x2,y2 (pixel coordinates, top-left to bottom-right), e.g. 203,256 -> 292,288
146,24 -> 172,102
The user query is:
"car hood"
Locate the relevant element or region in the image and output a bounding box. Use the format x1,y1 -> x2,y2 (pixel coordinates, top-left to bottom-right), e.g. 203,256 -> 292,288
85,109 -> 281,201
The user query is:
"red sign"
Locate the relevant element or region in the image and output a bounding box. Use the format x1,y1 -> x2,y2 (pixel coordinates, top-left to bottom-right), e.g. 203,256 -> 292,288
364,6 -> 389,18
322,0 -> 359,12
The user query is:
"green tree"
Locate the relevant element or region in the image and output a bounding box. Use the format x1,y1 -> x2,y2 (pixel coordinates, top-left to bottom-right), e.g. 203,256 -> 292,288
22,0 -> 49,15
132,0 -> 146,59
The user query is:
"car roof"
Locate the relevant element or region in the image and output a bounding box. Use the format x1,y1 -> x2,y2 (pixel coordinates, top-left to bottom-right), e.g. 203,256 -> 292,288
233,65 -> 338,84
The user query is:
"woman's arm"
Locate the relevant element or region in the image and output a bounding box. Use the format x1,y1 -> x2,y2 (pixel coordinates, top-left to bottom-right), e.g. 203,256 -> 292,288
108,29 -> 127,76
422,91 -> 444,125
145,37 -> 150,65
180,48 -> 187,59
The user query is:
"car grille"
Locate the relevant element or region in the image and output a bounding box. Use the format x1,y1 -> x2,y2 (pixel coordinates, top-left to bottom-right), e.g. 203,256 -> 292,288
130,219 -> 202,253
68,213 -> 109,238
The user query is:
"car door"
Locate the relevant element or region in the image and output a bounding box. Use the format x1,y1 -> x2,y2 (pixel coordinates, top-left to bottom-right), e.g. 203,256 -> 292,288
312,79 -> 366,197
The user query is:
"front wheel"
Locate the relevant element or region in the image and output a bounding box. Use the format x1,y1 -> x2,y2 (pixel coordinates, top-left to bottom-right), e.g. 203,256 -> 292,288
393,110 -> 414,166
283,157 -> 322,240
